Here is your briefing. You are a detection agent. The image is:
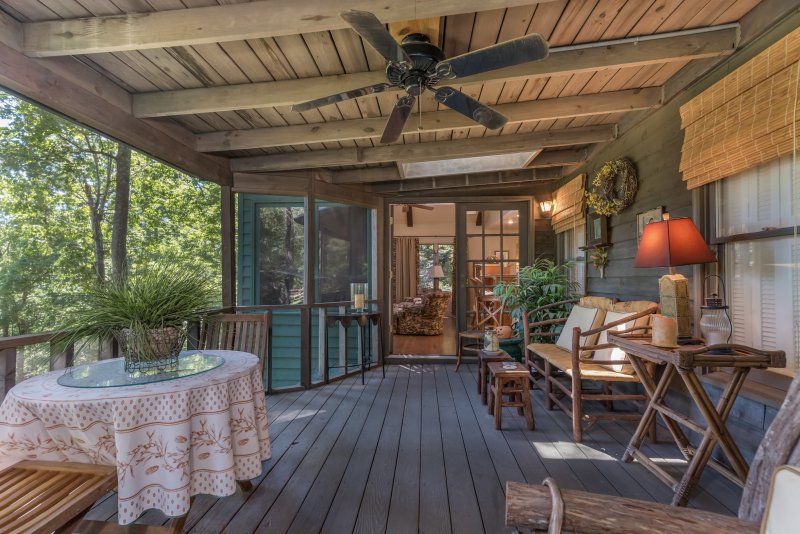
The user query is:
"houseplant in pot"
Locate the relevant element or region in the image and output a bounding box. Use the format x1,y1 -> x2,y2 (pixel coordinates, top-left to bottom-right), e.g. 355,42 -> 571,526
494,257 -> 579,342
63,266 -> 216,373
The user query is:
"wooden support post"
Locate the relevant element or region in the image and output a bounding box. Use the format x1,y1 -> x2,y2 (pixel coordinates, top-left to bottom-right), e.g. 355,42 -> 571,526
221,185 -> 236,307
49,340 -> 74,370
0,347 -> 16,399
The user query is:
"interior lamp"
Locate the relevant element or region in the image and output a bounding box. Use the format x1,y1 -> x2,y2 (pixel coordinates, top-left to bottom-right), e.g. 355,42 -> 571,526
539,200 -> 554,217
430,264 -> 445,292
633,215 -> 716,337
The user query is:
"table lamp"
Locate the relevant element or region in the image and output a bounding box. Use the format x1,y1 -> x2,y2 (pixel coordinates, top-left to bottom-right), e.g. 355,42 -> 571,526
633,215 -> 716,337
430,264 -> 445,292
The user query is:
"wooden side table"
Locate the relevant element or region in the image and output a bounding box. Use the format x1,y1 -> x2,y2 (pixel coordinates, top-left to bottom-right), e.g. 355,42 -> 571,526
478,348 -> 512,405
487,361 -> 535,430
608,333 -> 785,506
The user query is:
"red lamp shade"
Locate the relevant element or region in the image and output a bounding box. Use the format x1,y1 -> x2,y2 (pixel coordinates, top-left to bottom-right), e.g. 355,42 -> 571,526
634,217 -> 716,268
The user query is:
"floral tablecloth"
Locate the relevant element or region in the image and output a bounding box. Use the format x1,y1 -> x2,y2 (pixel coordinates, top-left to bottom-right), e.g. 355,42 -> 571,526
0,350 -> 270,524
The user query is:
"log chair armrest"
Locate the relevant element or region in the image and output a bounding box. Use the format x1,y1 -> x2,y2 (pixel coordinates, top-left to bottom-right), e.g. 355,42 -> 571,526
505,481 -> 759,533
579,305 -> 658,338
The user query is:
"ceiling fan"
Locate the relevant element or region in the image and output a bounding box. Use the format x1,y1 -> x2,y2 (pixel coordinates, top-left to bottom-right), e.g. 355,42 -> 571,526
291,10 -> 549,144
401,203 -> 434,227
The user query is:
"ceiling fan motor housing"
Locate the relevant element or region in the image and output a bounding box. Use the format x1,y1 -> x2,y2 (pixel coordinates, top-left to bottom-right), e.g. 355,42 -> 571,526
386,33 -> 444,95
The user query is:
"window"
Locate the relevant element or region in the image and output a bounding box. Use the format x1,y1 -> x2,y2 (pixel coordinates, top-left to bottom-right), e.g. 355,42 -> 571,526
716,156 -> 799,375
257,200 -> 305,305
556,225 -> 585,293
418,243 -> 454,291
315,202 -> 373,303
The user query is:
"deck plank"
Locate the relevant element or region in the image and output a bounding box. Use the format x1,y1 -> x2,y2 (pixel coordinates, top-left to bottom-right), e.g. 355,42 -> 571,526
417,366 -> 452,534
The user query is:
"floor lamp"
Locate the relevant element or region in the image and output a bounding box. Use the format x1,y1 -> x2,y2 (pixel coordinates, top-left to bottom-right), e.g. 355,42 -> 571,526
633,215 -> 716,338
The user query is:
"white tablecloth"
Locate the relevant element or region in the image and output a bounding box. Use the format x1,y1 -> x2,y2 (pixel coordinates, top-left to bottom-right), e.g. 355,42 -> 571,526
0,350 -> 270,524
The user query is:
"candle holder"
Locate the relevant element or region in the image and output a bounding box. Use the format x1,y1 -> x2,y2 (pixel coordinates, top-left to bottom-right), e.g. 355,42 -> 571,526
350,282 -> 368,312
700,275 -> 733,354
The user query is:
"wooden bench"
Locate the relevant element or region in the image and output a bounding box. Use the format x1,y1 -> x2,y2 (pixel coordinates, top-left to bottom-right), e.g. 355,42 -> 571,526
523,297 -> 657,441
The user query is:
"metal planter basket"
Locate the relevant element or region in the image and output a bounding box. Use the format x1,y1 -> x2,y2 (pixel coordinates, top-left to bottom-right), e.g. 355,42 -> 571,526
114,326 -> 186,374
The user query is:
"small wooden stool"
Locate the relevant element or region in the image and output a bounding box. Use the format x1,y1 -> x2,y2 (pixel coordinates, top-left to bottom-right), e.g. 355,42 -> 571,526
487,361 -> 534,430
478,348 -> 512,405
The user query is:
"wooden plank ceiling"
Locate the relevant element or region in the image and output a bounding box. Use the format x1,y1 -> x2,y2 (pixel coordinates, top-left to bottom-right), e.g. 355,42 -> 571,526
0,0 -> 764,193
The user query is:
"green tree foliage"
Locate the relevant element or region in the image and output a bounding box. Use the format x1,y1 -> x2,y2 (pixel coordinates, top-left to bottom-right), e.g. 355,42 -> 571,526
0,91 -> 221,339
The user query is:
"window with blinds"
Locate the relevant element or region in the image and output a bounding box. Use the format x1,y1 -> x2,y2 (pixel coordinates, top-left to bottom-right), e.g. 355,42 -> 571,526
717,156 -> 799,375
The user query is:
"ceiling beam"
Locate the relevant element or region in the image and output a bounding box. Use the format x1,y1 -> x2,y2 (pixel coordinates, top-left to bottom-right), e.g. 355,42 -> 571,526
231,125 -> 615,172
0,10 -> 21,51
20,0 -> 554,57
0,40 -> 231,185
133,25 -> 738,118
196,88 -> 660,152
329,148 -> 586,184
365,167 -> 564,193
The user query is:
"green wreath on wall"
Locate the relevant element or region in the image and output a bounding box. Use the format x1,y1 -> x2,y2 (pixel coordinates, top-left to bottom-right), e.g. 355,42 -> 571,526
586,158 -> 638,216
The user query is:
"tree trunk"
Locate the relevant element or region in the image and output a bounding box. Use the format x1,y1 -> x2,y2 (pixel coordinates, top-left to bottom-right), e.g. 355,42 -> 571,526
89,208 -> 105,283
111,144 -> 131,283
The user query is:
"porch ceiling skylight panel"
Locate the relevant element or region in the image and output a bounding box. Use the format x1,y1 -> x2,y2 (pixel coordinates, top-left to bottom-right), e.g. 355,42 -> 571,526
399,150 -> 541,178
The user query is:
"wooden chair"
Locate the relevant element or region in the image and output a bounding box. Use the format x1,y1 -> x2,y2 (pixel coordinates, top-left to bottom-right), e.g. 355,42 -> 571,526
456,294 -> 504,371
523,297 -> 657,441
199,312 -> 270,371
505,368 -> 800,533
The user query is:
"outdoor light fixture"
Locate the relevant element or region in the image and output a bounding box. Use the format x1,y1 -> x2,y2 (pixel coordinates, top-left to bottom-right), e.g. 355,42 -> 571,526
539,200 -> 554,217
633,214 -> 716,337
700,274 -> 733,352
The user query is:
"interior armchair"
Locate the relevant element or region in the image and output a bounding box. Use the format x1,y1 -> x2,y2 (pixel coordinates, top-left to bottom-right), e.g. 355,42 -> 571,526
393,292 -> 450,335
523,297 -> 658,441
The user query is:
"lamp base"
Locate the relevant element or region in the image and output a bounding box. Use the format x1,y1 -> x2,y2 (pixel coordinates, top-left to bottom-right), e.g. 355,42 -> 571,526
659,274 -> 692,338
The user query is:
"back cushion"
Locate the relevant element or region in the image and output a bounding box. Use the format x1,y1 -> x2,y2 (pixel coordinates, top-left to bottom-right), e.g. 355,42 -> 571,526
579,296 -> 615,311
593,310 -> 650,373
556,305 -> 606,353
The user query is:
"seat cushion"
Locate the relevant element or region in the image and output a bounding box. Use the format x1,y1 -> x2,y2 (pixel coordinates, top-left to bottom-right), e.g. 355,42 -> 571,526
555,305 -> 606,354
527,343 -> 640,382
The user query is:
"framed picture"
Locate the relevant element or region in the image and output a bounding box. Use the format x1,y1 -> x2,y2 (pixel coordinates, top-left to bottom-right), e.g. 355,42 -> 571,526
587,213 -> 608,246
637,207 -> 663,243
492,250 -> 509,260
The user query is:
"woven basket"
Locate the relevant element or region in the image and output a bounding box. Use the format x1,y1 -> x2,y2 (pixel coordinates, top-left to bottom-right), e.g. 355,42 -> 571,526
114,326 -> 186,374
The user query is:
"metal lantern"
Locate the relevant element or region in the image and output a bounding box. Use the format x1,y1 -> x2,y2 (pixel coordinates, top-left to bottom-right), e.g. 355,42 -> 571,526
699,275 -> 733,353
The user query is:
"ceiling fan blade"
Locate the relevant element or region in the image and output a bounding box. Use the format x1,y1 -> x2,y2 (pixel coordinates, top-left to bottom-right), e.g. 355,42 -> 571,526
380,95 -> 416,144
433,87 -> 507,130
292,83 -> 393,112
341,10 -> 411,66
410,204 -> 435,210
435,34 -> 548,80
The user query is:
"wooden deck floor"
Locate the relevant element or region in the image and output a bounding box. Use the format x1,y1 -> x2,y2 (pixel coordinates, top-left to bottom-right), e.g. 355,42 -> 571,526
85,364 -> 742,533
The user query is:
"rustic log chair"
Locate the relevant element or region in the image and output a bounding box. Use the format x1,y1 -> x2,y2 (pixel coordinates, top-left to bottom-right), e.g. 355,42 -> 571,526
523,297 -> 658,442
505,368 -> 800,533
199,312 -> 270,373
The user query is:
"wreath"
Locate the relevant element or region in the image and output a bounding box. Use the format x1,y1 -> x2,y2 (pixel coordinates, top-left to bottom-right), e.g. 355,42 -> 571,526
586,158 -> 638,216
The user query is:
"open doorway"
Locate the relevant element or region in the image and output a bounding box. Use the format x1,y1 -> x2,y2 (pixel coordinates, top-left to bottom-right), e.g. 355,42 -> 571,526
390,203 -> 456,355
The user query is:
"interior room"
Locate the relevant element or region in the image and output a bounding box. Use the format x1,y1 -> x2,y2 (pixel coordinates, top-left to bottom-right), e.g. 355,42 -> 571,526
0,1 -> 799,533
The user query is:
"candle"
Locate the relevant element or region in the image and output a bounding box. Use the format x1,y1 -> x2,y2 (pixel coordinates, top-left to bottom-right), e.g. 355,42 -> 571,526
354,293 -> 365,310
651,314 -> 678,348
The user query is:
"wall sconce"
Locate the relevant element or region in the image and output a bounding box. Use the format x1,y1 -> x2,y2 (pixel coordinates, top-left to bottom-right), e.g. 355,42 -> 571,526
539,200 -> 554,217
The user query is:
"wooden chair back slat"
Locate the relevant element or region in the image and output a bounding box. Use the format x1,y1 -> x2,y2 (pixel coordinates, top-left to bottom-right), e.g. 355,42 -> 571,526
199,313 -> 270,372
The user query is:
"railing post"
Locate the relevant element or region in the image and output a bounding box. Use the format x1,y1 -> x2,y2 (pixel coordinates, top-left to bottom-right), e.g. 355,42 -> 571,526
187,320 -> 201,351
50,340 -> 74,370
300,308 -> 311,388
0,347 -> 16,400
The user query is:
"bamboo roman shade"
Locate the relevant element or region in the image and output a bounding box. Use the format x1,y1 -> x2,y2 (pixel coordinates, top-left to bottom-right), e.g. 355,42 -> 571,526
551,174 -> 586,234
679,26 -> 800,189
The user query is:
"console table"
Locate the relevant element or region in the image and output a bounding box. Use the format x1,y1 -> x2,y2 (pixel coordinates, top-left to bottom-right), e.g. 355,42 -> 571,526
324,310 -> 384,385
608,333 -> 785,506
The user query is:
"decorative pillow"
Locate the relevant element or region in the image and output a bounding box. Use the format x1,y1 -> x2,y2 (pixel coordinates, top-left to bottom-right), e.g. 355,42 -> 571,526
556,305 -> 606,354
593,310 -> 648,374
579,296 -> 615,311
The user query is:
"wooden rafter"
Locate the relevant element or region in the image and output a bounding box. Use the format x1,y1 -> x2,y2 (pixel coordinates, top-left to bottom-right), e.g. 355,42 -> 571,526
196,88 -> 660,152
132,26 -> 738,118
19,0 -> 555,57
366,167 -> 564,193
231,125 -> 615,172
329,149 -> 586,184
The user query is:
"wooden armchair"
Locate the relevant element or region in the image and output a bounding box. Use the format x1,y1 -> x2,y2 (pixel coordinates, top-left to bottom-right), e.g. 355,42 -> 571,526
505,368 -> 800,533
199,312 -> 270,371
523,297 -> 657,441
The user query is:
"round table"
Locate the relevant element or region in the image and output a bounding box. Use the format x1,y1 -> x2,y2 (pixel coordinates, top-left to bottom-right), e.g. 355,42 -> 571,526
0,350 -> 270,525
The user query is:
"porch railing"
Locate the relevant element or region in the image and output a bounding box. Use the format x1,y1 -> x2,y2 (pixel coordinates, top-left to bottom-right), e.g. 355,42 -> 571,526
0,299 -> 383,400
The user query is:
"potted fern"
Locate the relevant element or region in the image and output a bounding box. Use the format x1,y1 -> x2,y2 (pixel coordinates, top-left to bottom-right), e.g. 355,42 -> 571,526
63,266 -> 216,373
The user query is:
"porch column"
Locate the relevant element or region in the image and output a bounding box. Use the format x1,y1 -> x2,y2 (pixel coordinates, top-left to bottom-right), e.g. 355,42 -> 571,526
221,185 -> 236,307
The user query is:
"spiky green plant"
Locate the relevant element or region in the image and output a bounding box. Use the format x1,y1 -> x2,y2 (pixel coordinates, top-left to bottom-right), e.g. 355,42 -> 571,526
61,266 -> 216,362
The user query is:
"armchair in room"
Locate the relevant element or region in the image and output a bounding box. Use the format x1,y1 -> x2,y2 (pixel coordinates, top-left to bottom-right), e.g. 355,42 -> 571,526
393,292 -> 450,335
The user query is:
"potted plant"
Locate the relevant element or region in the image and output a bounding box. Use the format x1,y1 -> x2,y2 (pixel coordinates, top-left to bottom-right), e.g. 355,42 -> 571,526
494,257 -> 579,341
62,266 -> 216,373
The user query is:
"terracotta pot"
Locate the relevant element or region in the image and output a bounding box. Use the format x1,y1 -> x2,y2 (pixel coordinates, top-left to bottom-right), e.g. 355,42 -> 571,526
496,325 -> 513,339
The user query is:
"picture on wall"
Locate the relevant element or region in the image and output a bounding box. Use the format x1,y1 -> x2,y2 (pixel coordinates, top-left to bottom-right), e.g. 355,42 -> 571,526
493,250 -> 509,260
637,207 -> 664,244
586,212 -> 608,246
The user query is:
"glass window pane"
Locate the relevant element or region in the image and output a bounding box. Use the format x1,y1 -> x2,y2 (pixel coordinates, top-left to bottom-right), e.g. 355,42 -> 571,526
466,210 -> 482,235
502,210 -> 520,233
315,203 -> 372,303
467,236 -> 484,261
483,210 -> 502,233
418,244 -> 434,290
504,235 -> 520,260
259,204 -> 304,305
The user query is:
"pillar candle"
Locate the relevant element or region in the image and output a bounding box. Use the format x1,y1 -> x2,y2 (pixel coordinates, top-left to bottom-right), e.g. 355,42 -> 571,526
651,314 -> 678,348
354,293 -> 365,309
